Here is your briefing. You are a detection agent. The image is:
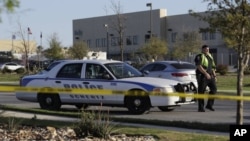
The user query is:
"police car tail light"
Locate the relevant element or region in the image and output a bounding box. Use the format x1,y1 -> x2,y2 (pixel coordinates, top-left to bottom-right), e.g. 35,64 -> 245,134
171,73 -> 188,77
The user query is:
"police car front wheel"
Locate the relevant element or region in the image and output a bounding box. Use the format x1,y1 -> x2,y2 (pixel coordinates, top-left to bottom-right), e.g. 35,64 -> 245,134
125,95 -> 151,115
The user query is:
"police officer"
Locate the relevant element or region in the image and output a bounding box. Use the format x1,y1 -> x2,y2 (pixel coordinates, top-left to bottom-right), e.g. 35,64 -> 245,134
194,45 -> 217,112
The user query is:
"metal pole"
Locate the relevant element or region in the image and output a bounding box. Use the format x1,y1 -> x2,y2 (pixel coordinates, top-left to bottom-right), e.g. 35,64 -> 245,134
150,4 -> 152,38
104,24 -> 109,59
39,32 -> 42,69
107,29 -> 109,59
11,36 -> 14,52
146,3 -> 152,38
28,31 -> 29,71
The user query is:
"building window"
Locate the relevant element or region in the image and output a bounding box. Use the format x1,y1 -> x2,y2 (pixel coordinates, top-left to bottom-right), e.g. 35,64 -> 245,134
210,32 -> 216,40
111,37 -> 115,46
145,34 -> 150,43
183,33 -> 188,41
87,40 -> 91,47
133,35 -> 138,45
171,32 -> 177,42
111,37 -> 119,46
102,38 -> 106,47
202,32 -> 209,40
95,39 -> 98,47
126,36 -> 132,45
96,39 -> 102,47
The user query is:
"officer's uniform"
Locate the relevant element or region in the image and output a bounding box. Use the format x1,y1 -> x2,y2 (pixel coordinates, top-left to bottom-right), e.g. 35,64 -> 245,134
194,53 -> 217,112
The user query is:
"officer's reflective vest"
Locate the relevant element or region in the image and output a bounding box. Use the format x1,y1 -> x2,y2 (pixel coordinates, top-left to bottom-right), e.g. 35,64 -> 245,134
200,53 -> 216,69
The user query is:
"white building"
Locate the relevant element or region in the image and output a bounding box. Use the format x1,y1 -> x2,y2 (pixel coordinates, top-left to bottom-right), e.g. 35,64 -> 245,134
73,9 -> 237,66
0,40 -> 38,64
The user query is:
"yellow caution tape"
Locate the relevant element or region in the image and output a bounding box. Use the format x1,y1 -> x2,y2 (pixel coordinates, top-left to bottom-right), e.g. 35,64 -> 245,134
1,86 -> 250,101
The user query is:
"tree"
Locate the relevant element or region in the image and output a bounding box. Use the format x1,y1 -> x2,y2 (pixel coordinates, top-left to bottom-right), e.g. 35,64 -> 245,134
139,37 -> 167,61
0,0 -> 19,22
110,0 -> 126,61
68,41 -> 88,59
190,0 -> 250,125
15,23 -> 35,73
172,31 -> 202,60
44,33 -> 64,60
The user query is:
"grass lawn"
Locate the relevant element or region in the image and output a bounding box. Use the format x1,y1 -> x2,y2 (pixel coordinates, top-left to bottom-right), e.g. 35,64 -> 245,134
0,73 -> 23,82
217,73 -> 250,91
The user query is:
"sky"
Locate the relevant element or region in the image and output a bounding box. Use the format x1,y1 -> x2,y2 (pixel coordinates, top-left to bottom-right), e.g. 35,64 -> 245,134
0,0 -> 209,48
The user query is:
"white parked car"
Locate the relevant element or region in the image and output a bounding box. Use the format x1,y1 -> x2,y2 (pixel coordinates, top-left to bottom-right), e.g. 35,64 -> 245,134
0,62 -> 25,71
140,61 -> 198,87
16,59 -> 197,114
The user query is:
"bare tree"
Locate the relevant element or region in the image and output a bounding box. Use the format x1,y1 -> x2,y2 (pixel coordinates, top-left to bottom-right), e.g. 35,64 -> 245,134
110,0 -> 126,61
15,22 -> 35,73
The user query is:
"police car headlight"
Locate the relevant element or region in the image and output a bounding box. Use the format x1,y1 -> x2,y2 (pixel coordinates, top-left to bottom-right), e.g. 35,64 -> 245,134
152,87 -> 165,95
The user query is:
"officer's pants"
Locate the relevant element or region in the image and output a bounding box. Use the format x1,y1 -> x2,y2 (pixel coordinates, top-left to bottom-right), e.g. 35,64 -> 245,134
196,74 -> 217,110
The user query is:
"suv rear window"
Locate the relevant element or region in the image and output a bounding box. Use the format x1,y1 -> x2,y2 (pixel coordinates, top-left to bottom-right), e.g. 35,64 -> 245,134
171,63 -> 196,69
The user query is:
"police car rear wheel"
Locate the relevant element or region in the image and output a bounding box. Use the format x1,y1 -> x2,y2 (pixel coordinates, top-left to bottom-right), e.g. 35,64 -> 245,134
125,95 -> 150,115
158,106 -> 175,112
38,93 -> 61,110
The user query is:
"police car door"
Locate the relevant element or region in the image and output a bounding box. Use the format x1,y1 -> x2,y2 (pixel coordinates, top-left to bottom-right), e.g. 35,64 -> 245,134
54,62 -> 88,104
83,63 -> 119,105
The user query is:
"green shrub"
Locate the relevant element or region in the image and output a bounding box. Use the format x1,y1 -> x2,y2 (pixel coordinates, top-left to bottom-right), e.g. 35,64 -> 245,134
244,66 -> 250,75
73,109 -> 118,139
216,64 -> 228,75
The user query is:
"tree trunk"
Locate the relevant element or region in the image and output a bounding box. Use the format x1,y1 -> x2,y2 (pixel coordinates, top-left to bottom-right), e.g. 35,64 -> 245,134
236,56 -> 244,125
120,34 -> 124,61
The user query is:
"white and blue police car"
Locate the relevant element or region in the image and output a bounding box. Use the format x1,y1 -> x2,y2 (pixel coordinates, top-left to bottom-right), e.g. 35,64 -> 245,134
16,59 -> 197,114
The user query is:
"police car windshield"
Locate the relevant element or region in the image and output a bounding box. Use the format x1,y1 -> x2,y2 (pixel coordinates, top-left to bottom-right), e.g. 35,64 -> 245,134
105,62 -> 142,79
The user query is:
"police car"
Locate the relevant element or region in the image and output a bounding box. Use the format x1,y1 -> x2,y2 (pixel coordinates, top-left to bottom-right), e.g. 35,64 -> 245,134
16,59 -> 197,114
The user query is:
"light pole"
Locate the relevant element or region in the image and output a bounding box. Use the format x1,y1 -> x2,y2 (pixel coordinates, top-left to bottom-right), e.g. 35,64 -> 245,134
146,3 -> 152,38
168,28 -> 173,60
11,34 -> 15,52
104,24 -> 109,59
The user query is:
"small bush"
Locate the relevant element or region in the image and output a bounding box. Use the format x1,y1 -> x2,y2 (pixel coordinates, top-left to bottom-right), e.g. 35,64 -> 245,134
73,108 -> 118,139
244,66 -> 250,75
216,64 -> 228,75
7,117 -> 23,133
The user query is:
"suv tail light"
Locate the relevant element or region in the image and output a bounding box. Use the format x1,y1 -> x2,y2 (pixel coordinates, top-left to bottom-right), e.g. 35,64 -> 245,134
171,73 -> 188,77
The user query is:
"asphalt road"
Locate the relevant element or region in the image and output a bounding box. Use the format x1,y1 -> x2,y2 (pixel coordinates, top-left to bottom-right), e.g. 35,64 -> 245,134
1,92 -> 250,125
